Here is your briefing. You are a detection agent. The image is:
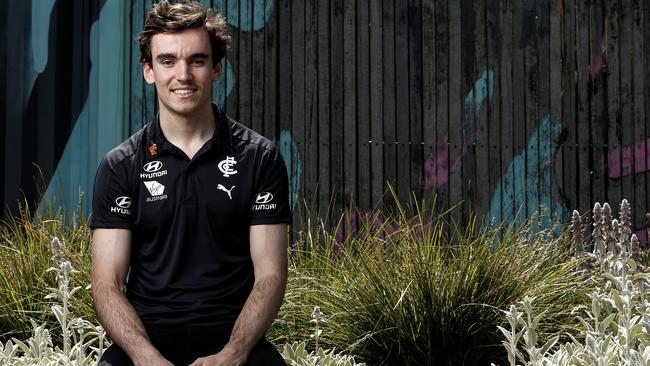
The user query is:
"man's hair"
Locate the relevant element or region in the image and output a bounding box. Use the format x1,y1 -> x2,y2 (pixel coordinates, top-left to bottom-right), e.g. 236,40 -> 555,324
138,0 -> 231,66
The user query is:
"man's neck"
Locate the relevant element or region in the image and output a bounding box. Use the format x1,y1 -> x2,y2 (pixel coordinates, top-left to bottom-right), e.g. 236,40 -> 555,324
159,103 -> 216,159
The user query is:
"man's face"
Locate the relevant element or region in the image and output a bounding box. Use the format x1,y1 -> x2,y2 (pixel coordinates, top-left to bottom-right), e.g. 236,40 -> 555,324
143,28 -> 221,118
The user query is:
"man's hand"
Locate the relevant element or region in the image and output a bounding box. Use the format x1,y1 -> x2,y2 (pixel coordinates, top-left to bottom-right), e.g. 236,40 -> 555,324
188,345 -> 247,366
133,353 -> 175,366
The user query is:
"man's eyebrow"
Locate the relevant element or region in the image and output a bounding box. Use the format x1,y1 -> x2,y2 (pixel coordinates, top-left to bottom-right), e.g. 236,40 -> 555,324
155,53 -> 209,60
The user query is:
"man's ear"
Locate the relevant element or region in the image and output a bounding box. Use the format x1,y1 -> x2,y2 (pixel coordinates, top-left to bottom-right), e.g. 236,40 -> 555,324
212,61 -> 222,81
143,62 -> 155,84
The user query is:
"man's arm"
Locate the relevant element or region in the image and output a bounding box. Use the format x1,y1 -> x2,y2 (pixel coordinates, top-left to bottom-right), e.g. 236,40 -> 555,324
91,228 -> 173,366
190,223 -> 288,366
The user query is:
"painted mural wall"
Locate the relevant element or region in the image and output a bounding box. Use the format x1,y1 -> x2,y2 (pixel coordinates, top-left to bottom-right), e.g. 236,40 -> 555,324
2,0 -> 649,244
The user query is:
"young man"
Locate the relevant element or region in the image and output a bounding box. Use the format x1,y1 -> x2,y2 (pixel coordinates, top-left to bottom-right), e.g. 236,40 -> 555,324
90,1 -> 291,365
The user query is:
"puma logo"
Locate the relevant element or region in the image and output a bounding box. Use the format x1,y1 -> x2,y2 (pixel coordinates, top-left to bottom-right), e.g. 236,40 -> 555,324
217,184 -> 235,200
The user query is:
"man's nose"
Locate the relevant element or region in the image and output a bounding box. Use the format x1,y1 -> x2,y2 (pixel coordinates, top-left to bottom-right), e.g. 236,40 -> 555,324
176,61 -> 192,81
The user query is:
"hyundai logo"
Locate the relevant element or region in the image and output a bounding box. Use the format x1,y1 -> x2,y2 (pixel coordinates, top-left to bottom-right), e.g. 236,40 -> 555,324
143,161 -> 163,173
115,196 -> 132,208
255,192 -> 274,204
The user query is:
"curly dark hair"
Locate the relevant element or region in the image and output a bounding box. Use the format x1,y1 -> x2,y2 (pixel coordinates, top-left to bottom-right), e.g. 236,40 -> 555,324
138,0 -> 231,66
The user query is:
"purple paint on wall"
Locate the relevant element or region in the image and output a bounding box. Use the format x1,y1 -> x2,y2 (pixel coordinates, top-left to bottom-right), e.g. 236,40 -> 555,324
423,134 -> 474,190
607,138 -> 650,178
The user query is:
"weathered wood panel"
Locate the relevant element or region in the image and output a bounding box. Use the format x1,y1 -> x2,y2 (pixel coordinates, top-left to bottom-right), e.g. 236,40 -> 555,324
1,0 -> 650,244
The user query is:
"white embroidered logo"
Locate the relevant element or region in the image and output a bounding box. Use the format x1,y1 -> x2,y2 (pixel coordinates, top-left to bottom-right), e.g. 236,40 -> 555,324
143,181 -> 165,196
255,192 -> 274,204
217,184 -> 235,200
218,156 -> 238,177
143,161 -> 163,173
115,196 -> 132,208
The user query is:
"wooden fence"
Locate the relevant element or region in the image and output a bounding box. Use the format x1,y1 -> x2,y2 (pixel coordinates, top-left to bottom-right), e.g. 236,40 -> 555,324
2,0 -> 650,242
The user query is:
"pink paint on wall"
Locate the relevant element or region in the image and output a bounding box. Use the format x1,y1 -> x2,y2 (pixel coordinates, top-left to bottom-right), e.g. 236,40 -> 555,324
422,133 -> 475,191
607,138 -> 650,178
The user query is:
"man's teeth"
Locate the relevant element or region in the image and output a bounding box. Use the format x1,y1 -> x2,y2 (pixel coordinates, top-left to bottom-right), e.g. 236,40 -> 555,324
174,90 -> 193,94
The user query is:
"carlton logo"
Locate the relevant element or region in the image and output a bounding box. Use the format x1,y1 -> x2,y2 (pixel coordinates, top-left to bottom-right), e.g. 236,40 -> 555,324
255,192 -> 274,204
111,196 -> 132,215
143,161 -> 163,173
218,156 -> 238,177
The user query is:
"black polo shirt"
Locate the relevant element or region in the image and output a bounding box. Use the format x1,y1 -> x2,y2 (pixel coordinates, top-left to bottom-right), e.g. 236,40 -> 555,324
89,104 -> 292,327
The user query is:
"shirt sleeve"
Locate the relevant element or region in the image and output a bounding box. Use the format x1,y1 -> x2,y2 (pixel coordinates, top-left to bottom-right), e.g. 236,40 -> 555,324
88,154 -> 134,229
249,146 -> 292,225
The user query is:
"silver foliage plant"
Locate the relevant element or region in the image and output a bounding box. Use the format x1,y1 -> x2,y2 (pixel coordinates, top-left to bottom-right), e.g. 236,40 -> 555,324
282,306 -> 365,366
0,237 -> 108,366
496,199 -> 650,366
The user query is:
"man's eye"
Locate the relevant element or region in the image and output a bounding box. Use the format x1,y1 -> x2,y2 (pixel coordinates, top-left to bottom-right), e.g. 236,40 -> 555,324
190,59 -> 205,65
160,60 -> 174,66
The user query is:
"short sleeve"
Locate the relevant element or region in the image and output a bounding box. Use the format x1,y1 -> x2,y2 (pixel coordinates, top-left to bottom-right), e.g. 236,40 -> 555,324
88,155 -> 134,229
249,147 -> 292,225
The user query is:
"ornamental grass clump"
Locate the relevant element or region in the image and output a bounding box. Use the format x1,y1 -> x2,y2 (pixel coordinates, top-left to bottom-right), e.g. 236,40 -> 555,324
497,199 -> 650,365
271,192 -> 590,365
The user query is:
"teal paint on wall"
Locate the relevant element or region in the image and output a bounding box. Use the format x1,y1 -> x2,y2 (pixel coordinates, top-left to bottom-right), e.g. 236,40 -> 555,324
38,0 -> 126,217
213,57 -> 235,109
215,0 -> 274,32
485,115 -> 567,232
31,0 -> 55,73
279,130 -> 302,209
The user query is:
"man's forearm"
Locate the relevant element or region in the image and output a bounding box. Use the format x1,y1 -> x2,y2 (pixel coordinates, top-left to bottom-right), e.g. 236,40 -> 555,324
92,283 -> 163,364
223,273 -> 287,357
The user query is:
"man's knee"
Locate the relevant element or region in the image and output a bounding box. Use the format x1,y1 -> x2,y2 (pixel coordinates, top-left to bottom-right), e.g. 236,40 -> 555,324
98,344 -> 134,366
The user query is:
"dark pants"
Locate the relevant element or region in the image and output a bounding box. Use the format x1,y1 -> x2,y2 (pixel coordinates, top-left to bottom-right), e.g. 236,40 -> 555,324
98,324 -> 286,366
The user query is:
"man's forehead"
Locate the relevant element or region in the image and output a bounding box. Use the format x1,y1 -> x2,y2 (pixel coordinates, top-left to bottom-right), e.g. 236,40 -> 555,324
150,28 -> 211,55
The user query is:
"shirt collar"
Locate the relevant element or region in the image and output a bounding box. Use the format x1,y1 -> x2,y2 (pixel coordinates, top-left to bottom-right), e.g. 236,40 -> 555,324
146,103 -> 233,156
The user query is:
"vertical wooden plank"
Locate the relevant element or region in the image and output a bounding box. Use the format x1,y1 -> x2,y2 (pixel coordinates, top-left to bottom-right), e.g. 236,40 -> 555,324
226,0 -> 240,119
408,0 -> 423,202
576,0 -> 591,214
260,0 -> 276,140
395,0 -> 410,204
4,1 -> 29,213
290,0 -> 305,213
0,0 -> 6,207
422,0 -> 436,204
511,0 -> 526,225
330,0 -> 344,215
343,0 -> 357,208
251,0 -> 265,133
537,0 -> 554,222
474,0 -> 490,218
590,1 -> 607,205
499,0 -> 514,225
605,0 -> 622,210
562,0 -> 578,215
434,0 -> 449,214
131,0 -> 145,130
619,0 -> 634,216
448,0 -> 462,224
382,0 -> 397,204
356,0 -> 371,209
239,0 -> 252,127
369,0 -> 384,207
143,0 -> 157,124
318,0 -> 331,213
486,1 -> 502,224
632,0 -> 646,239
304,0 -> 318,211
524,0 -> 539,221
550,0 -> 563,221
459,0 -> 475,220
